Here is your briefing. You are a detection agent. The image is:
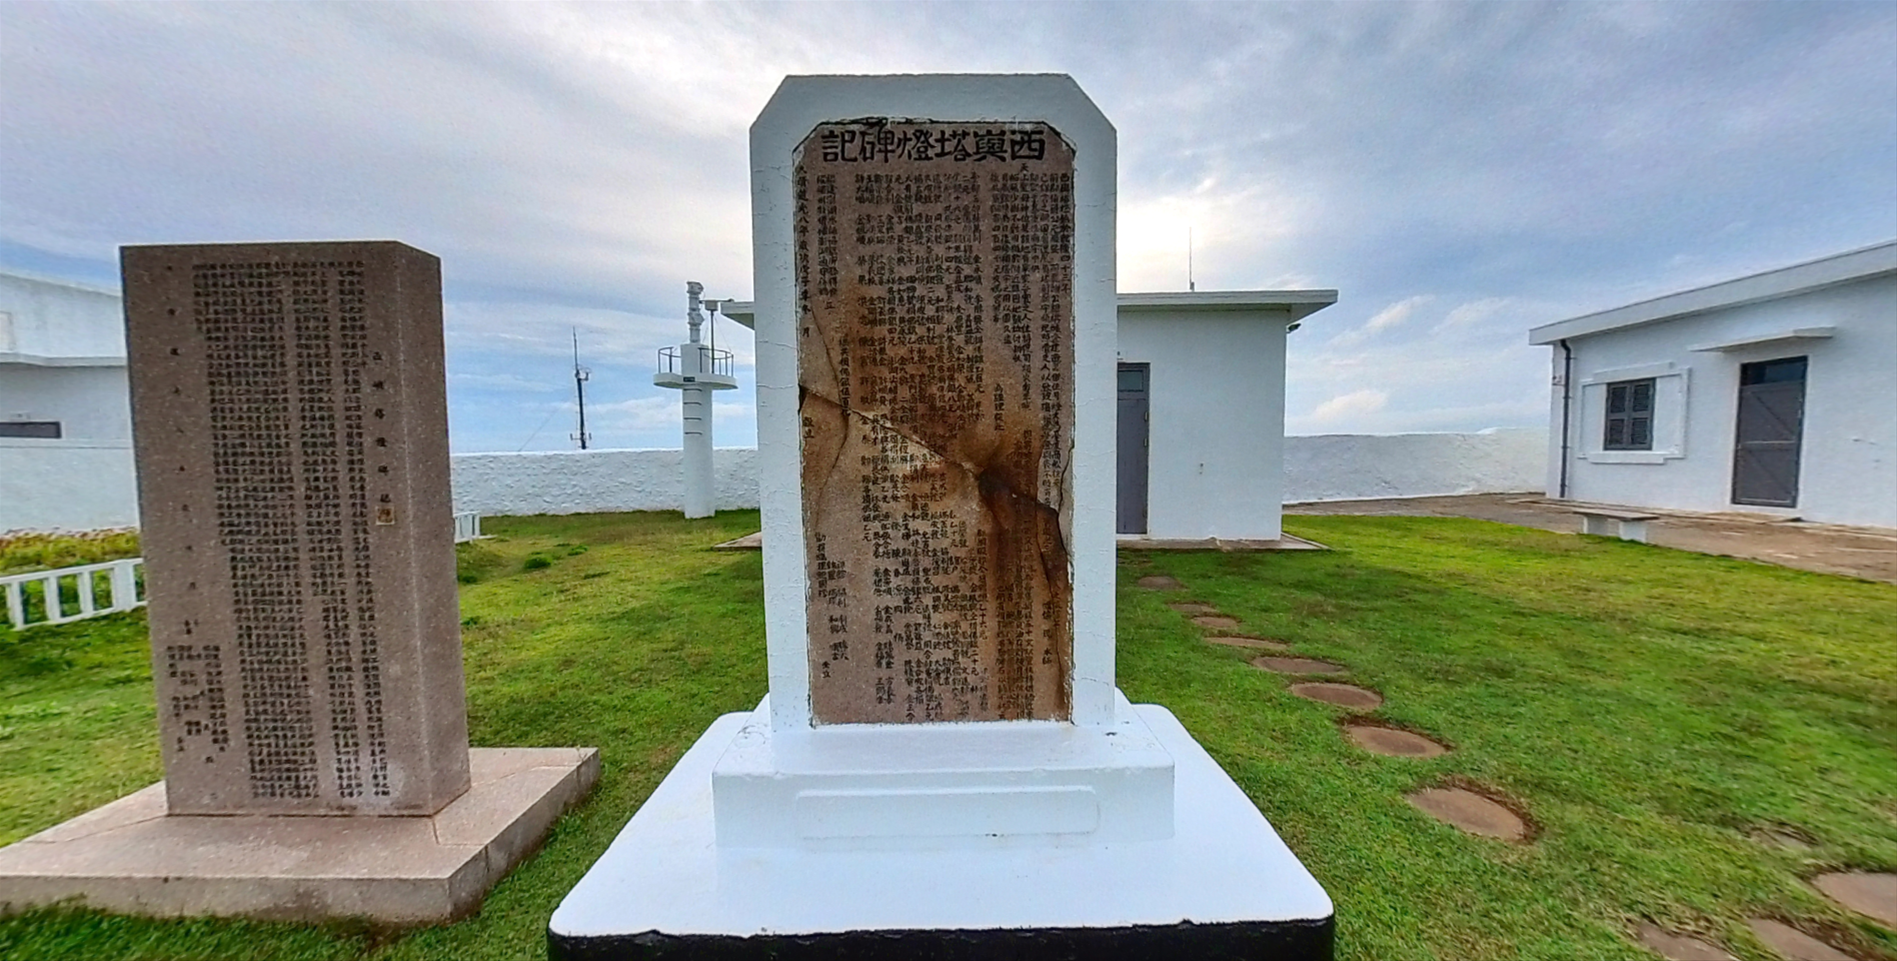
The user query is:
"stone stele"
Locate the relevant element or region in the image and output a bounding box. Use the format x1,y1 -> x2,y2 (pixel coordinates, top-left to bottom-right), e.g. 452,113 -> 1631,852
0,242 -> 598,925
550,75 -> 1334,961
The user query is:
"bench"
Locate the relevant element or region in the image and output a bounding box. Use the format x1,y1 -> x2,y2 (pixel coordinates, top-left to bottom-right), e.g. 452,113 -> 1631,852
1573,508 -> 1659,543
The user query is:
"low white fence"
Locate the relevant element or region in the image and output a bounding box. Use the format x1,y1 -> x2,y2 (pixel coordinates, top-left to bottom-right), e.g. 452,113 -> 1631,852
1283,428 -> 1546,503
454,510 -> 483,543
2,558 -> 146,631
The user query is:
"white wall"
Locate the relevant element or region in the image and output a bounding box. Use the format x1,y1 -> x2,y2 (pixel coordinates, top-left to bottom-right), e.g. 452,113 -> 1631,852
0,365 -> 132,440
1284,428 -> 1545,503
1117,310 -> 1290,540
0,272 -> 124,361
0,440 -> 139,532
449,448 -> 760,517
1546,275 -> 1896,528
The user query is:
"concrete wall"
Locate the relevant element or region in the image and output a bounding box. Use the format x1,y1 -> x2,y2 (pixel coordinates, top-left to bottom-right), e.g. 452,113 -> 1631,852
0,272 -> 124,361
1284,428 -> 1545,503
1117,309 -> 1291,540
0,365 -> 132,441
5,434 -> 1548,534
0,440 -> 139,532
449,448 -> 760,517
1545,274 -> 1896,528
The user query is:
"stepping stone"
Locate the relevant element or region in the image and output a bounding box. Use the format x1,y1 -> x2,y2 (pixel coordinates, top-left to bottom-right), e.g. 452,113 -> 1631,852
1168,601 -> 1219,615
1191,615 -> 1240,630
1744,919 -> 1852,961
1206,636 -> 1289,651
1137,575 -> 1183,590
1345,724 -> 1447,758
1288,682 -> 1382,710
1811,871 -> 1897,927
1250,656 -> 1346,676
1633,923 -> 1737,961
1405,787 -> 1526,841
1750,825 -> 1816,851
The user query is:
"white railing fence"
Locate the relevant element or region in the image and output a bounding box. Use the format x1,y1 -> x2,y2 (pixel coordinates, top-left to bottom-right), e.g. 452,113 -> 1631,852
454,511 -> 483,543
3,558 -> 146,631
4,513 -> 482,631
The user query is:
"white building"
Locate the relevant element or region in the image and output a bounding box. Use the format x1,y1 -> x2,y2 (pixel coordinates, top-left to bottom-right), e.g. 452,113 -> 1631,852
721,289 -> 1338,543
1528,241 -> 1897,529
0,271 -> 138,532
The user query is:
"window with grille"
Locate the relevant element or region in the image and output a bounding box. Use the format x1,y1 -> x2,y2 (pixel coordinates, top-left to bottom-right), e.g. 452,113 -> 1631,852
1603,379 -> 1654,451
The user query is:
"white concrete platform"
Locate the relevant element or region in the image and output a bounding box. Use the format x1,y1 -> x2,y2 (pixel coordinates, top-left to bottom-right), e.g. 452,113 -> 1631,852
711,691 -> 1174,848
0,746 -> 599,925
549,706 -> 1332,959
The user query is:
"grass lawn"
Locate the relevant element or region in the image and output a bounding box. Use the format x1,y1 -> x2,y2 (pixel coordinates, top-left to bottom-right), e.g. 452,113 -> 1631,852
2,512 -> 1893,960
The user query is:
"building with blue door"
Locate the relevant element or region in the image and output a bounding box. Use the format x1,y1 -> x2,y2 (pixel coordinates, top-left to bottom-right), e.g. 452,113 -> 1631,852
1529,241 -> 1897,529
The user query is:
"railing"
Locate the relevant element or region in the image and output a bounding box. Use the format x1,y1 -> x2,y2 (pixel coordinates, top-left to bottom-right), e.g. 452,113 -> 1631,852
2,558 -> 146,631
657,344 -> 735,379
454,510 -> 483,543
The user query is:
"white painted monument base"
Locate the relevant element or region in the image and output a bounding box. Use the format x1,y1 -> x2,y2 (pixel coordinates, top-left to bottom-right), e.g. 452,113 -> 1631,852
549,701 -> 1333,960
711,690 -> 1174,848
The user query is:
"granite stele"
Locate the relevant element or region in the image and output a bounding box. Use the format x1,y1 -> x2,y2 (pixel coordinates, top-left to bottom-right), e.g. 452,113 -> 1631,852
548,75 -> 1334,960
0,241 -> 599,925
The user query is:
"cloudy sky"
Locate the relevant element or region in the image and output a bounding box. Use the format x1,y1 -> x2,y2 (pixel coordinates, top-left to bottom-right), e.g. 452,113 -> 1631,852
3,2 -> 1892,452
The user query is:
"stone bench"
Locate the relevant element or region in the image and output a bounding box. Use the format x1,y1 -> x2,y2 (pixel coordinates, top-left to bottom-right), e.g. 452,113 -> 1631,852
1574,507 -> 1659,542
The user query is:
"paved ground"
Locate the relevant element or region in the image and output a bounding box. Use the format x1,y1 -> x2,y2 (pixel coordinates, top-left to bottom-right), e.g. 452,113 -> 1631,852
1286,493 -> 1897,585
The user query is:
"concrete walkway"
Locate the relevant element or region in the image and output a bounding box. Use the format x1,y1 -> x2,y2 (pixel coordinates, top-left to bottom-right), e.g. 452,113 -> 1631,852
1286,493 -> 1897,585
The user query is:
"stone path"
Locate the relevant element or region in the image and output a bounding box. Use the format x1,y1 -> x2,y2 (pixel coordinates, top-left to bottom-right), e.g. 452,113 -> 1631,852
1138,567 -> 1886,960
1745,919 -> 1854,961
1633,922 -> 1738,961
1810,871 -> 1897,927
1250,656 -> 1346,676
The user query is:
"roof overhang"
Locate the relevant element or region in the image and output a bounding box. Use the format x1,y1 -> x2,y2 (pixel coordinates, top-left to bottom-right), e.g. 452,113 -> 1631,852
1528,240 -> 1897,346
714,289 -> 1337,331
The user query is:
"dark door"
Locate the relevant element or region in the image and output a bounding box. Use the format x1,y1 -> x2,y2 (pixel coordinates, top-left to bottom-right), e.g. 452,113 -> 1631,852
1117,364 -> 1150,535
1731,356 -> 1807,508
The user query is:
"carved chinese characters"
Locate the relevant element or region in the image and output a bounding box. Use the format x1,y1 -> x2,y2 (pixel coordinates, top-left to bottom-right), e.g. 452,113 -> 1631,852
796,122 -> 1075,724
123,242 -> 469,815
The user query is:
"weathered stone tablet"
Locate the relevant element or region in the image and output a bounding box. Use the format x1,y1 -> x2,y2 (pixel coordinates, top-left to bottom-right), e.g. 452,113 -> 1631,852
122,242 -> 469,816
796,121 -> 1076,724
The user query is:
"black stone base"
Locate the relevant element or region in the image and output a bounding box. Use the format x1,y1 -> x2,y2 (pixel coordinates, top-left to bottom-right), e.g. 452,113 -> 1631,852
549,916 -> 1334,961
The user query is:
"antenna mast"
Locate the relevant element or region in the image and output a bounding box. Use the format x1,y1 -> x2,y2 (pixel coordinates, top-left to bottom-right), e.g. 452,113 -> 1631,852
1188,227 -> 1196,292
572,327 -> 592,450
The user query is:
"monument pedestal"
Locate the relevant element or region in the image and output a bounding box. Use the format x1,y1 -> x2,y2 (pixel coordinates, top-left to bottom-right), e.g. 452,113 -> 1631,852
0,747 -> 599,926
549,703 -> 1333,960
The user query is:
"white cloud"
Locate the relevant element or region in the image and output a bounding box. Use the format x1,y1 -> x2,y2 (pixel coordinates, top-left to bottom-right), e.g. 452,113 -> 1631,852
1431,297 -> 1514,334
1308,389 -> 1389,425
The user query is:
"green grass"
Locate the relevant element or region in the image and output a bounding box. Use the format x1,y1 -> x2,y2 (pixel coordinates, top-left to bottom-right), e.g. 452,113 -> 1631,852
2,513 -> 1894,960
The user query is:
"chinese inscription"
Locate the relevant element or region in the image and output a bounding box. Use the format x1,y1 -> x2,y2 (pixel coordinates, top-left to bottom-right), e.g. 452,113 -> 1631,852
192,261 -> 391,800
796,120 -> 1075,724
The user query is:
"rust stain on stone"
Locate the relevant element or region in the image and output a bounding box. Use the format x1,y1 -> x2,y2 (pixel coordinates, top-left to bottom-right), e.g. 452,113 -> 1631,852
795,119 -> 1075,723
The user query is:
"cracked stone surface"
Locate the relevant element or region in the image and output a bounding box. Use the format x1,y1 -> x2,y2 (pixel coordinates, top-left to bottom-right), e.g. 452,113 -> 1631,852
1288,683 -> 1383,710
1632,923 -> 1738,961
1405,788 -> 1526,841
1810,871 -> 1897,927
1744,919 -> 1853,961
1345,725 -> 1447,758
795,120 -> 1076,723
